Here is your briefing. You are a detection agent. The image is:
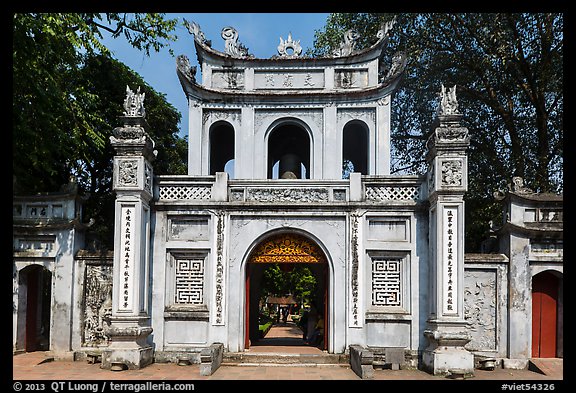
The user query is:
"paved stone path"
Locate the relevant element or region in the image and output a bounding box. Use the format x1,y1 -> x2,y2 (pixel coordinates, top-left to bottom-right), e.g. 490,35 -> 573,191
12,322 -> 563,383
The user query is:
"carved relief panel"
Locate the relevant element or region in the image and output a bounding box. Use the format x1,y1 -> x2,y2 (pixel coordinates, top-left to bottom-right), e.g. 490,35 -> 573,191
82,264 -> 113,347
335,68 -> 368,89
113,157 -> 153,197
428,157 -> 467,194
211,69 -> 245,90
464,269 -> 497,351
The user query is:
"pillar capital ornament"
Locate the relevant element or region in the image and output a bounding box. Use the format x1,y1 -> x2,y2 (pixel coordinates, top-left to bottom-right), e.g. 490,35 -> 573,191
110,86 -> 157,162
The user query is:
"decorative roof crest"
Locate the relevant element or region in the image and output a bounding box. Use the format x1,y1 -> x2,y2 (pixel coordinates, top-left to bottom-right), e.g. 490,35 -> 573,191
184,19 -> 211,47
176,55 -> 197,84
332,29 -> 360,57
494,176 -> 534,200
123,86 -> 145,118
221,26 -> 251,58
277,32 -> 302,58
376,17 -> 397,41
509,177 -> 533,194
380,50 -> 407,83
438,84 -> 460,116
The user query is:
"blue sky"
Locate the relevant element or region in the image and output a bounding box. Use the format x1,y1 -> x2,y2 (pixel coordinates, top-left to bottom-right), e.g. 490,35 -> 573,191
102,13 -> 332,138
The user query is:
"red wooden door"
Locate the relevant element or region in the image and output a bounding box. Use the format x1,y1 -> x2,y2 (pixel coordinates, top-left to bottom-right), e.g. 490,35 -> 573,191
532,272 -> 558,358
323,265 -> 328,351
245,265 -> 251,349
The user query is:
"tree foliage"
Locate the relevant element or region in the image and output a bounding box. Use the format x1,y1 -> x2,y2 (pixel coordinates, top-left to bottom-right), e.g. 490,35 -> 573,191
13,13 -> 185,247
311,13 -> 563,251
261,265 -> 318,305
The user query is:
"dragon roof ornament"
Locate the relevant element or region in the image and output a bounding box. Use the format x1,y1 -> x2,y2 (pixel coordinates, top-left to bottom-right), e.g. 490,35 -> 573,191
377,17 -> 397,42
184,19 -> 211,47
494,177 -> 534,200
176,55 -> 197,84
332,29 -> 360,57
221,26 -> 252,58
379,50 -> 407,83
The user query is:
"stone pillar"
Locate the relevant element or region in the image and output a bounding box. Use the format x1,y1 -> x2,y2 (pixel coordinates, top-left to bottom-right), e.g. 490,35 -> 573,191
375,97 -> 391,175
103,86 -> 156,370
188,102 -> 203,176
422,85 -> 474,375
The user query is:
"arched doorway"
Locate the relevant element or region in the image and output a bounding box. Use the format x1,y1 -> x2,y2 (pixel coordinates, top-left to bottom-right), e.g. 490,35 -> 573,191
532,271 -> 562,358
19,265 -> 52,352
245,232 -> 328,351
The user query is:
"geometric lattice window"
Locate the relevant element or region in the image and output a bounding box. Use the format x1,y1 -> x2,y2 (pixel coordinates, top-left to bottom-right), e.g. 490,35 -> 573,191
174,257 -> 204,305
371,258 -> 402,307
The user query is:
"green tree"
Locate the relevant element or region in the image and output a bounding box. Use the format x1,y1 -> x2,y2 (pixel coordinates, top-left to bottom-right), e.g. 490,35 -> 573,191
288,266 -> 317,306
311,13 -> 563,251
13,13 -> 185,247
261,265 -> 317,306
76,55 -> 187,247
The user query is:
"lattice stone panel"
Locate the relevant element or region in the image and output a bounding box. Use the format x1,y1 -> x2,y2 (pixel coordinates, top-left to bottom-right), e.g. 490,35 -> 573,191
159,186 -> 212,201
175,258 -> 204,304
365,186 -> 420,202
372,259 -> 401,307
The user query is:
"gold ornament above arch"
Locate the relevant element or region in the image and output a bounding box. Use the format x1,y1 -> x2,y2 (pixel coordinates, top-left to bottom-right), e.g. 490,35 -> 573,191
249,233 -> 326,264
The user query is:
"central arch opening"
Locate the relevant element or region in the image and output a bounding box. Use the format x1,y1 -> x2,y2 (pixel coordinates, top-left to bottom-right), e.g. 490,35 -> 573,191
245,232 -> 328,352
267,122 -> 311,179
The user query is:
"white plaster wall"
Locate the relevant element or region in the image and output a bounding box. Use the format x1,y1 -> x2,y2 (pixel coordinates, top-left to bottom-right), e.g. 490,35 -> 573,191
12,228 -> 81,355
361,210 -> 428,352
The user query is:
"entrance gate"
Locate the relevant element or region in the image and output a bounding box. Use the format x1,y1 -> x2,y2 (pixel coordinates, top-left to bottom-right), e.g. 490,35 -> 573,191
245,233 -> 328,350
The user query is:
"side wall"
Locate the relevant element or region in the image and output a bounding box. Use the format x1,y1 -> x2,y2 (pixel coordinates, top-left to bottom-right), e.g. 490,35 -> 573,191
464,253 -> 509,362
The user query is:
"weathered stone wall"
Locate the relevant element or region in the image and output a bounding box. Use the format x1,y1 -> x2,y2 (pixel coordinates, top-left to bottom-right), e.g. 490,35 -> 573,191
464,253 -> 509,360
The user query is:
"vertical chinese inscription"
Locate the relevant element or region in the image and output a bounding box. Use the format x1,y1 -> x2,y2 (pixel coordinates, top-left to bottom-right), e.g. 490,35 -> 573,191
120,206 -> 135,311
350,213 -> 359,326
214,211 -> 225,324
442,207 -> 458,315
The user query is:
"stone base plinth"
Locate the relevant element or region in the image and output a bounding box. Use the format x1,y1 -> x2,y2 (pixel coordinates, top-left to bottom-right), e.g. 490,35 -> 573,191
422,322 -> 474,376
101,317 -> 154,370
102,346 -> 153,370
422,345 -> 474,376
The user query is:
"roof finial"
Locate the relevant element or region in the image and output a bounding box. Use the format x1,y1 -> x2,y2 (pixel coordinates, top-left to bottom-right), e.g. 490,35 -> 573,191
438,84 -> 459,116
123,86 -> 145,118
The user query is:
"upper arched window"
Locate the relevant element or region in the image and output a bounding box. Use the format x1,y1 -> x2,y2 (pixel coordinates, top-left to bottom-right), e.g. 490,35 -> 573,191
342,120 -> 369,178
209,121 -> 235,178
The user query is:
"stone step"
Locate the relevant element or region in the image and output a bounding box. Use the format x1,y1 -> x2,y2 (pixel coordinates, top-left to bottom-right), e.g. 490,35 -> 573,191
223,352 -> 349,366
528,358 -> 563,379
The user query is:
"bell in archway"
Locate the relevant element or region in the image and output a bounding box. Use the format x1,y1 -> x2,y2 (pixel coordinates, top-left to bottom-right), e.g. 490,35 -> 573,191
279,154 -> 301,179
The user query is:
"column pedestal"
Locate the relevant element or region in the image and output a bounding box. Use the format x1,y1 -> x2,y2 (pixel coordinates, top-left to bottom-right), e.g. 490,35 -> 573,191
422,320 -> 473,375
102,317 -> 153,370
